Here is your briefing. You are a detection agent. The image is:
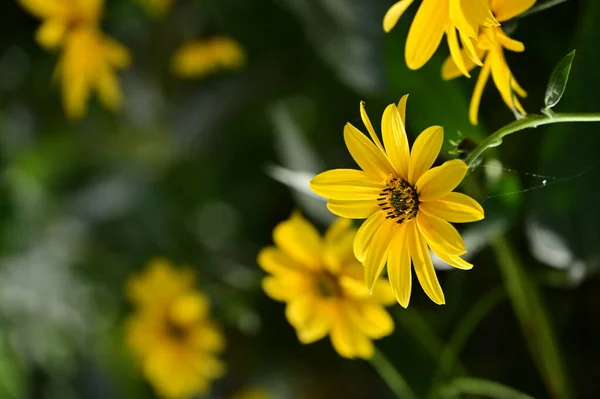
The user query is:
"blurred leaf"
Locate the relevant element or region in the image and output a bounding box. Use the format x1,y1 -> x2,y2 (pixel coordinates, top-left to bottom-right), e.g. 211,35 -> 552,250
0,334 -> 24,399
544,50 -> 575,110
438,377 -> 535,399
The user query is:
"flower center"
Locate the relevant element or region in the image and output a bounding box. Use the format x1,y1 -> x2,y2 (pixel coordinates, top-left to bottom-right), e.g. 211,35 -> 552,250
316,272 -> 341,298
165,318 -> 188,341
378,177 -> 419,224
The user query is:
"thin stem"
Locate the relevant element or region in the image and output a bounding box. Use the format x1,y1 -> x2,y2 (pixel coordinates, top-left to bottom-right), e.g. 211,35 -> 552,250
465,112 -> 600,167
492,237 -> 572,399
368,348 -> 417,399
520,0 -> 570,18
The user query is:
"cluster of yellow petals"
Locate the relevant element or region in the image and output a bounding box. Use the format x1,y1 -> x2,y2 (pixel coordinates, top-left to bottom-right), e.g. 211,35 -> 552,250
258,214 -> 395,359
18,0 -> 131,119
384,0 -> 537,124
310,96 -> 484,307
170,37 -> 246,79
125,259 -> 225,399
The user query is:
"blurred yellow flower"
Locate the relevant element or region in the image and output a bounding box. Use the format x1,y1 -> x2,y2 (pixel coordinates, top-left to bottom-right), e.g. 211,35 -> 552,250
442,0 -> 536,124
125,258 -> 225,399
383,0 -> 499,76
55,27 -> 131,120
258,213 -> 395,359
310,96 -> 484,307
18,0 -> 103,49
171,37 -> 246,79
136,0 -> 173,15
230,386 -> 272,399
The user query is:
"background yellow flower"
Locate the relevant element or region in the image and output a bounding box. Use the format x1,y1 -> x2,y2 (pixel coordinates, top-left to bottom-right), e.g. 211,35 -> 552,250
125,258 -> 225,399
258,214 -> 395,359
171,37 -> 246,79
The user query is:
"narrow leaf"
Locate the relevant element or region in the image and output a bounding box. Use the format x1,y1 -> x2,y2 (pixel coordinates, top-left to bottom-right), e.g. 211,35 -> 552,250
439,377 -> 535,399
544,50 -> 576,109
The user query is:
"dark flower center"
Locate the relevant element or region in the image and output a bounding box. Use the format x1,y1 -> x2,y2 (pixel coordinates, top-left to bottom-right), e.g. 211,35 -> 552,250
316,272 -> 341,298
378,177 -> 419,224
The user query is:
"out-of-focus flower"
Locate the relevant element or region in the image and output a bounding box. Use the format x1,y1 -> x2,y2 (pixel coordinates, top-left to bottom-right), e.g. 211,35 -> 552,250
18,0 -> 102,49
383,0 -> 499,75
258,213 -> 395,359
442,0 -> 536,124
310,96 -> 484,307
55,27 -> 131,120
231,386 -> 272,399
136,0 -> 173,15
171,37 -> 246,79
125,258 -> 225,399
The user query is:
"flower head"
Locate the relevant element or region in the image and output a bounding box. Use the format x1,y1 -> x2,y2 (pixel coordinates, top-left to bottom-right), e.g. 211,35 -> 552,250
310,96 -> 484,307
171,37 -> 246,79
125,258 -> 225,399
55,27 -> 131,120
383,0 -> 499,75
258,214 -> 395,359
442,0 -> 536,124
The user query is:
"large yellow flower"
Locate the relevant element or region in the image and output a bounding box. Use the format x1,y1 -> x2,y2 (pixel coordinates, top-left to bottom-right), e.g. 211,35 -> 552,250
125,258 -> 225,399
170,37 -> 246,79
383,0 -> 499,75
310,96 -> 484,307
442,0 -> 536,124
55,27 -> 131,120
258,214 -> 395,359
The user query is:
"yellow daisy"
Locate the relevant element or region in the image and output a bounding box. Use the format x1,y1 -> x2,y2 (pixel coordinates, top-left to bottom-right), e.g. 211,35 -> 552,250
258,214 -> 395,359
54,27 -> 131,120
442,0 -> 536,124
18,0 -> 103,50
125,258 -> 225,399
383,0 -> 499,76
310,96 -> 484,307
171,37 -> 246,79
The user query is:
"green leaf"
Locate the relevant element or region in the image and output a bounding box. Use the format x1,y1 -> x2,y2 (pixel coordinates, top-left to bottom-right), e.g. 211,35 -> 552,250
438,377 -> 535,399
544,50 -> 576,109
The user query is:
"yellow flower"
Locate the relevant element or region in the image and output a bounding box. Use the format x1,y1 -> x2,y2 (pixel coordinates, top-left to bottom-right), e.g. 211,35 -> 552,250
136,0 -> 173,15
258,214 -> 395,359
383,0 -> 499,75
310,96 -> 484,307
18,0 -> 103,50
442,0 -> 536,124
125,258 -> 225,399
54,27 -> 131,120
170,37 -> 246,79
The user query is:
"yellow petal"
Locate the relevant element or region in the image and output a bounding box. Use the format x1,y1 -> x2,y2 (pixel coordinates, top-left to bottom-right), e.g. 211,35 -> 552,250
460,30 -> 483,66
96,68 -> 123,111
327,199 -> 378,219
364,219 -> 395,293
190,324 -> 225,352
360,101 -> 384,152
489,48 -> 527,117
416,159 -> 468,202
323,219 -> 356,273
469,55 -> 492,125
405,0 -> 448,70
36,19 -> 67,50
416,212 -> 466,255
497,31 -> 525,52
419,192 -> 484,223
407,221 -> 445,305
435,251 -> 473,270
286,295 -> 316,327
311,169 -> 382,201
169,292 -> 209,326
297,303 -> 330,343
397,94 -> 408,124
381,104 -> 410,180
446,25 -> 470,78
257,247 -> 310,275
383,0 -> 414,32
344,123 -> 395,179
354,211 -> 385,262
347,303 -> 394,338
442,45 -> 484,80
491,0 -> 536,22
371,279 -> 396,305
263,276 -> 302,301
455,0 -> 499,34
408,125 -> 443,185
330,304 -> 374,359
18,0 -> 66,18
324,218 -> 353,244
273,213 -> 322,268
104,36 -> 132,68
387,222 -> 412,307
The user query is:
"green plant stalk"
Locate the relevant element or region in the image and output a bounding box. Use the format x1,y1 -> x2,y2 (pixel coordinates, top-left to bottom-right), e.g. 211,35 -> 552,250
492,237 -> 571,399
369,348 -> 417,399
465,112 -> 600,167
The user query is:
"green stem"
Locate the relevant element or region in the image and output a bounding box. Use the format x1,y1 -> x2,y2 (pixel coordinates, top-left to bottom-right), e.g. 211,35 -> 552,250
465,112 -> 600,167
491,237 -> 572,399
519,0 -> 570,18
368,348 -> 417,399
